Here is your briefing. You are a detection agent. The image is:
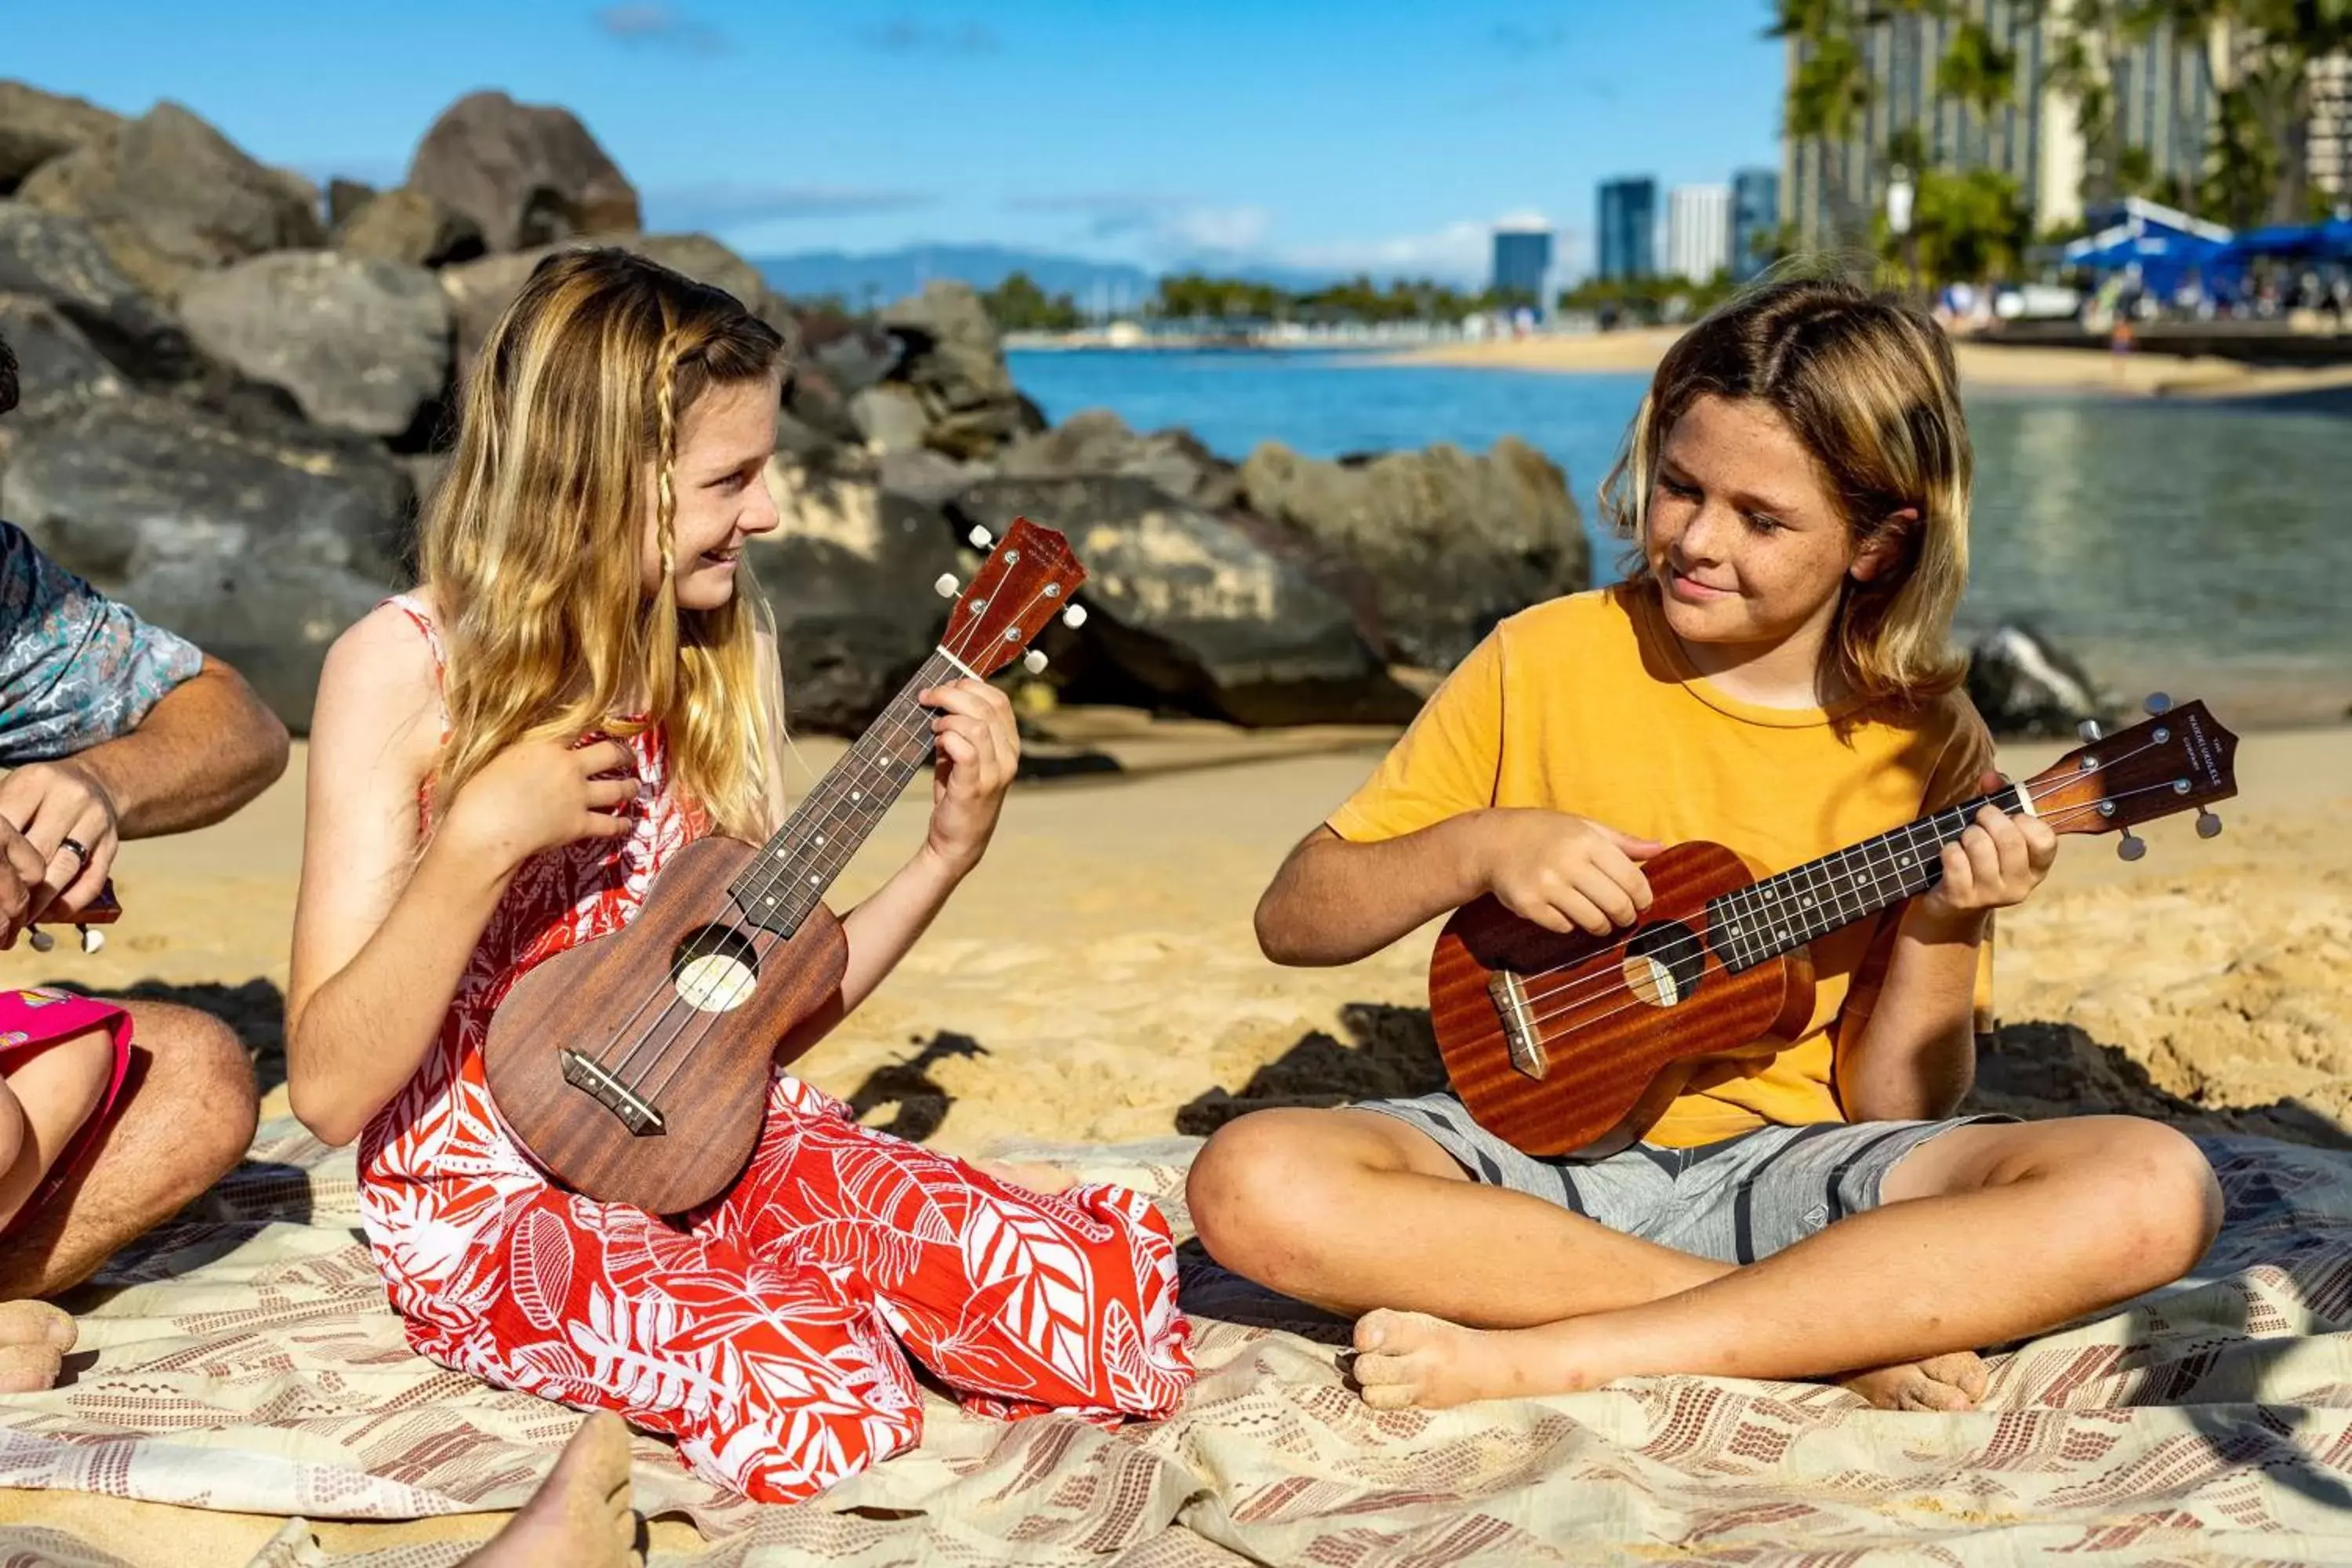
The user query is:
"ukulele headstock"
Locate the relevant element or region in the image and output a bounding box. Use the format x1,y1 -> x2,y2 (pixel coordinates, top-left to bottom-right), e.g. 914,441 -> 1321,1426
2021,695 -> 2238,857
935,517 -> 1087,679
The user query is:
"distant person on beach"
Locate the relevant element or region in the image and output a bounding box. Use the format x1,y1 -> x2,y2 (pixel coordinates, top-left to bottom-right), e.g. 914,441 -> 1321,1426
1187,277 -> 2222,1413
0,329 -> 281,1391
283,249 -> 1192,1505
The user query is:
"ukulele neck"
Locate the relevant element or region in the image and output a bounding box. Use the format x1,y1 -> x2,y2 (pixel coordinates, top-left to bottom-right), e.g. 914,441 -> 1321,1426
1706,782 -> 2029,972
728,647 -> 969,937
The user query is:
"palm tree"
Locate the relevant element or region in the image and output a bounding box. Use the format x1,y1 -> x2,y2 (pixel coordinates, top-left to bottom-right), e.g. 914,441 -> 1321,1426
1774,0 -> 1880,249
1936,16 -> 2020,166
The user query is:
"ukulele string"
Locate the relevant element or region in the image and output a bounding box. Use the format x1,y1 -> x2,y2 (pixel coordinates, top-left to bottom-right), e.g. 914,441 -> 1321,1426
625,580 -> 1057,1109
1500,782 -> 2187,1044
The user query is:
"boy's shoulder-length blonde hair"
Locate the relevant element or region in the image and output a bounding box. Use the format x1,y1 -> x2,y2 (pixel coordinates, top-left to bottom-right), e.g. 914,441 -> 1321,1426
417,245 -> 792,840
1599,270 -> 1973,708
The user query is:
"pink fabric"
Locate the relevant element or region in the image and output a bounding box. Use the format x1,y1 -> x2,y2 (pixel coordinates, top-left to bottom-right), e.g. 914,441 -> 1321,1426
0,985 -> 132,1232
356,597 -> 1193,1503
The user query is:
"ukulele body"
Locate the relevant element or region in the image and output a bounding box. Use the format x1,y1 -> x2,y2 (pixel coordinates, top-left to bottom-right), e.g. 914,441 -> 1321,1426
1428,840 -> 1817,1157
483,833 -> 848,1215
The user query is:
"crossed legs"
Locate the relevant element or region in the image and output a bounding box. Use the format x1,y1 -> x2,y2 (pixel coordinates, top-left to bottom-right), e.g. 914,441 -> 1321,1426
1187,1108 -> 2220,1410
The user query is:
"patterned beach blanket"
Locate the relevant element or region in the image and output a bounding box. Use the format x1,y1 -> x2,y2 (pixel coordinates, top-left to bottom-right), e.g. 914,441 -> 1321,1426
2,1122 -> 2351,1565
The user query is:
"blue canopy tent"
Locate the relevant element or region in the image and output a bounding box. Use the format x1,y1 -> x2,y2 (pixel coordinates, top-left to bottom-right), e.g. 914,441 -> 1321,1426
2060,224 -> 2230,297
2212,220 -> 2352,265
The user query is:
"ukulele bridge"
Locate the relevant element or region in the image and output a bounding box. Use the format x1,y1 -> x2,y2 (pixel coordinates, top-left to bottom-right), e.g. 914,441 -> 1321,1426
1487,970 -> 1548,1080
561,1051 -> 667,1137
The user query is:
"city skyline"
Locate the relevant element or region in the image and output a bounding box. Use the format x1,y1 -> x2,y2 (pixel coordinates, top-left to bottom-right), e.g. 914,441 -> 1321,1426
5,0 -> 1784,285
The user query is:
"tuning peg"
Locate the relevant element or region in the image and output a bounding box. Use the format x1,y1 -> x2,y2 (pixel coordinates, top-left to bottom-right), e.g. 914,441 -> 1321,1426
967,525 -> 994,550
2144,691 -> 2172,715
1022,648 -> 1049,675
2078,718 -> 2103,742
25,927 -> 53,954
932,573 -> 958,599
1062,604 -> 1087,630
2117,830 -> 2147,862
2196,809 -> 2222,839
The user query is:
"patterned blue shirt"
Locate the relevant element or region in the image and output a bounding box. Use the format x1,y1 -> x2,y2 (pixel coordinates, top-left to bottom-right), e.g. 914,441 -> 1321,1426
0,520 -> 204,764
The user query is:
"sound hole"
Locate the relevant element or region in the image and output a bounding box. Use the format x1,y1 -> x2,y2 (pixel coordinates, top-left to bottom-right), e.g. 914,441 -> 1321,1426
671,924 -> 760,1012
1621,921 -> 1705,1010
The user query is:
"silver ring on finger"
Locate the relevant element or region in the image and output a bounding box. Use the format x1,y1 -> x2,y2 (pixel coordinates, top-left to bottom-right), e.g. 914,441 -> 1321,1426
58,836 -> 89,873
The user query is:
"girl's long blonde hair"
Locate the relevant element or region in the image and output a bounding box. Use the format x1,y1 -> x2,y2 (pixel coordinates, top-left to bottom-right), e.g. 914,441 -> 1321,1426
419,246 -> 789,839
1599,272 -> 1972,706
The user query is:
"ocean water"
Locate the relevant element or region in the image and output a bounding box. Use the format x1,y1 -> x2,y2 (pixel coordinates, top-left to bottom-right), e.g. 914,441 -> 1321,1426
1010,348 -> 2352,726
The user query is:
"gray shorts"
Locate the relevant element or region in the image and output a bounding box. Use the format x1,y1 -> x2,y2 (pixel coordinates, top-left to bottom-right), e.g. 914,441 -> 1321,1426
1358,1091 -> 2006,1265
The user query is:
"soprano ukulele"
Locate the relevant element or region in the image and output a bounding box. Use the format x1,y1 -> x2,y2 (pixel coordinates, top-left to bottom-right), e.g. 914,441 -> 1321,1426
1429,697 -> 2238,1156
484,518 -> 1087,1214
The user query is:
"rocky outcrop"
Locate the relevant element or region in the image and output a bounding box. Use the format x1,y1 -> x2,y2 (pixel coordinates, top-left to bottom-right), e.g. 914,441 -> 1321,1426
0,82 -> 125,192
1965,625 -> 2112,738
0,202 -> 195,382
1240,436 -> 1588,670
179,252 -> 452,440
332,187 -> 486,268
0,295 -> 122,415
751,449 -> 959,733
16,102 -> 325,293
946,474 -> 1418,727
998,408 -> 1240,511
405,91 -> 641,254
879,281 -> 1038,460
114,552 -> 391,727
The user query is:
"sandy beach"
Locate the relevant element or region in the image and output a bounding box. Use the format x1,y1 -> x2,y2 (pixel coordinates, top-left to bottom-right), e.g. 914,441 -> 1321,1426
5,708 -> 2350,1562
1386,326 -> 2352,403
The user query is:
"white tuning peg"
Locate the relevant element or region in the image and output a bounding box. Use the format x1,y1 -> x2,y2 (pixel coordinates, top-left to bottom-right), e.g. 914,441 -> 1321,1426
1062,604 -> 1087,630
2117,830 -> 2147,862
967,525 -> 994,549
932,573 -> 959,599
2196,809 -> 2223,839
2078,718 -> 2103,742
1022,648 -> 1049,675
25,927 -> 53,954
79,927 -> 103,954
2144,691 -> 2172,715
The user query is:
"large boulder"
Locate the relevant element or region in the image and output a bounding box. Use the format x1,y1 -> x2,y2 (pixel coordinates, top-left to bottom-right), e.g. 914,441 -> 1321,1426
179,252 -> 452,440
405,91 -> 641,255
0,202 -> 195,381
879,281 -> 1038,460
946,474 -> 1419,727
113,552 -> 390,728
753,448 -> 958,734
0,295 -> 123,416
16,102 -> 325,288
332,187 -> 486,268
998,408 -> 1240,510
1965,624 -> 2113,738
1240,436 -> 1588,670
0,82 -> 125,192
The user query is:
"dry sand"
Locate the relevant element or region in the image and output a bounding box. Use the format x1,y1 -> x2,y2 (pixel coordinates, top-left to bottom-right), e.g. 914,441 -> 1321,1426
5,708 -> 2350,1562
1387,325 -> 2352,402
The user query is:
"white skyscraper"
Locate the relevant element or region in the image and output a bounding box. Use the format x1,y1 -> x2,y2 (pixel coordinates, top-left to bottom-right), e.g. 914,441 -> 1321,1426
1665,184 -> 1733,284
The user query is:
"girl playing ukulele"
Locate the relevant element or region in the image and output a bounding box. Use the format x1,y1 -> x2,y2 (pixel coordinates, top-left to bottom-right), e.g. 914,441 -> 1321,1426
288,249 -> 1191,1516
1188,274 -> 2220,1412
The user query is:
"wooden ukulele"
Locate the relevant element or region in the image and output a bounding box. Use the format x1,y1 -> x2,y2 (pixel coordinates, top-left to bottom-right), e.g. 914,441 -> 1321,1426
24,883 -> 119,956
1429,698 -> 2239,1156
484,518 -> 1087,1214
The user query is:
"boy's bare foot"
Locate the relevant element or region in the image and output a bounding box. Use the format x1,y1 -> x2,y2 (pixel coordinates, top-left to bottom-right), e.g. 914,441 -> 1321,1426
1837,1351 -> 1987,1412
0,1299 -> 75,1392
1351,1308 -> 1590,1410
463,1411 -> 640,1568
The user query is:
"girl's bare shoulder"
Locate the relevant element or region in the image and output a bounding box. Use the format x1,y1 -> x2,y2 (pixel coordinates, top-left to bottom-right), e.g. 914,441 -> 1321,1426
315,597 -> 446,769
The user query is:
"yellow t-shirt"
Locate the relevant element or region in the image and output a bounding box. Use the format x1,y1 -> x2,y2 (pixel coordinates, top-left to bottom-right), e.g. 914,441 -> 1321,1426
1329,583 -> 1995,1149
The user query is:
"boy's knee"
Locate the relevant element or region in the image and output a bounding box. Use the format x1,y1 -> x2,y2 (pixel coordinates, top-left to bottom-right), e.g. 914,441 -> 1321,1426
134,1004 -> 259,1178
1187,1112 -> 1345,1276
2079,1119 -> 2222,1278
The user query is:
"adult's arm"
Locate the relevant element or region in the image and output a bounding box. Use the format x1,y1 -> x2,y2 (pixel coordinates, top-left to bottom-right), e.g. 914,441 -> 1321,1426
56,655 -> 289,838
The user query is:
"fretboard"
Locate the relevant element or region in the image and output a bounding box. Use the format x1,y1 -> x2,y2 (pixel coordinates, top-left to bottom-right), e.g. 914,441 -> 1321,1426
729,648 -> 967,937
1706,782 -> 2026,971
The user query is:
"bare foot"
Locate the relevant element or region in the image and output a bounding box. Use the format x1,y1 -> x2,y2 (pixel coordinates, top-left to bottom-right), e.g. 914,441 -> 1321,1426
974,1159 -> 1078,1196
464,1411 -> 639,1568
0,1300 -> 75,1392
1838,1350 -> 1988,1412
1351,1308 -> 1588,1410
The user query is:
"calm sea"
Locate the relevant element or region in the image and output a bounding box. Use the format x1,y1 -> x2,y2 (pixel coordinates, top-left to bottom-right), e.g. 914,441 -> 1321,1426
1009,348 -> 2352,728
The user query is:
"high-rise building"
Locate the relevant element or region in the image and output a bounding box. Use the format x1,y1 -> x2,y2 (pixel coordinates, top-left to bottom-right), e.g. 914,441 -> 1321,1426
1666,184 -> 1733,282
2310,53 -> 2350,204
1597,177 -> 1657,281
1781,1 -> 2216,249
1730,168 -> 1783,281
1490,224 -> 1553,305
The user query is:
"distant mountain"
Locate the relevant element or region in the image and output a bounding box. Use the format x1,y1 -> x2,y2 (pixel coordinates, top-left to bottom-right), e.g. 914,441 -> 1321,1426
754,246 -> 1157,310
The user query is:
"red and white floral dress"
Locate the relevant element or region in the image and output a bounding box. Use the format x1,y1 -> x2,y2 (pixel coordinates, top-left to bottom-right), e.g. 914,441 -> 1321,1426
356,597 -> 1193,1504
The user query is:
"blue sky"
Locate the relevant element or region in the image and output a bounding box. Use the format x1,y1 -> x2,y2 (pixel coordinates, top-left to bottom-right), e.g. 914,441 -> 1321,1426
9,1 -> 1786,281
